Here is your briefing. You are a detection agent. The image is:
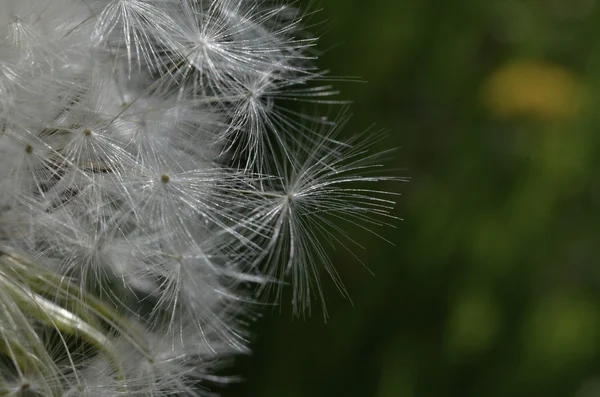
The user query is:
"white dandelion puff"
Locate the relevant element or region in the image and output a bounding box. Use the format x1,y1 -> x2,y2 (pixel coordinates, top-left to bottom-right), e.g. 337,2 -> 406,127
0,0 -> 401,395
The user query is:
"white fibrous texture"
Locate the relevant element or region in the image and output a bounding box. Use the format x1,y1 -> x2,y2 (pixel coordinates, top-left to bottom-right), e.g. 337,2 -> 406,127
0,0 -> 398,395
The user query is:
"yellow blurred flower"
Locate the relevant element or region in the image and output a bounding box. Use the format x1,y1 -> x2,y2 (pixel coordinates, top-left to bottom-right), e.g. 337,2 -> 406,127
482,59 -> 584,120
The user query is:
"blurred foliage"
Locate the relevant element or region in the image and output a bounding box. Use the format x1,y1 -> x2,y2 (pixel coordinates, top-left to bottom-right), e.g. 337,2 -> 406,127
222,1 -> 600,396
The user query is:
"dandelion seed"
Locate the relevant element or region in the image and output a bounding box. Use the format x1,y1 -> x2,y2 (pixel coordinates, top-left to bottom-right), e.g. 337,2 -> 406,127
239,117 -> 403,317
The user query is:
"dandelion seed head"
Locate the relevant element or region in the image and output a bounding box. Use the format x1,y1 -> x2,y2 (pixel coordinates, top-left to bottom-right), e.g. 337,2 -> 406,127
0,0 -> 399,394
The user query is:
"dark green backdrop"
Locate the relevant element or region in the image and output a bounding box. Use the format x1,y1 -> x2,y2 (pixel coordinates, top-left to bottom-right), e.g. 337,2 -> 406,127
223,1 -> 600,396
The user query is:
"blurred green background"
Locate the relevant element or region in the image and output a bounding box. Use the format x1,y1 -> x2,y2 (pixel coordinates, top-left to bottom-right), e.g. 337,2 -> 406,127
223,1 -> 600,396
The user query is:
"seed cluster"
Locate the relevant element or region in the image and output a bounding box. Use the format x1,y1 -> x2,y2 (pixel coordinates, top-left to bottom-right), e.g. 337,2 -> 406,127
0,0 -> 398,395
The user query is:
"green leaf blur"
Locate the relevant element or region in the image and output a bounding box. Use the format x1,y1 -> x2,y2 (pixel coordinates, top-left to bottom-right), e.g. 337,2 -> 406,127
224,1 -> 600,396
